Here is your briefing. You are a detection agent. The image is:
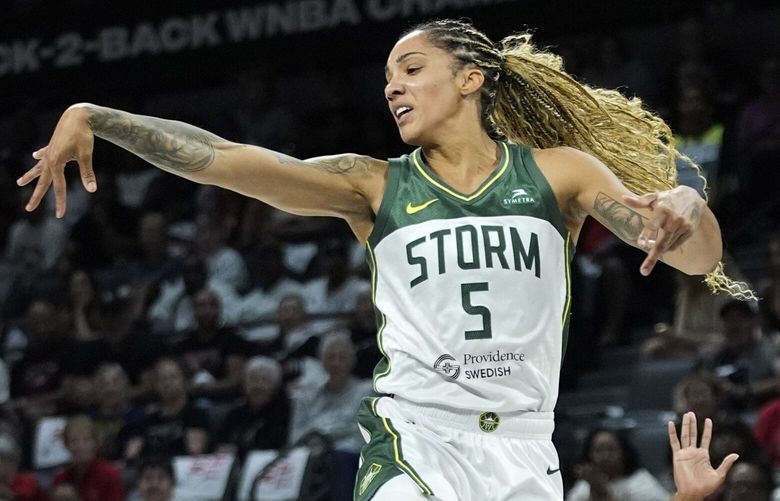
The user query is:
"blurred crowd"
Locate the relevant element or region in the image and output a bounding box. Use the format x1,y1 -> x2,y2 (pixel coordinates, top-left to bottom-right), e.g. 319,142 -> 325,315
0,4 -> 779,501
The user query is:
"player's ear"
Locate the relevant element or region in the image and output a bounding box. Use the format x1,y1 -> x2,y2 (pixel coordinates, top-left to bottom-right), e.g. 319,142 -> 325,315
459,68 -> 485,97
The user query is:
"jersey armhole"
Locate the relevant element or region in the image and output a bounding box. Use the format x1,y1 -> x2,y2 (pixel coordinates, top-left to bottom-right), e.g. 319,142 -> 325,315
366,158 -> 402,247
519,146 -> 571,242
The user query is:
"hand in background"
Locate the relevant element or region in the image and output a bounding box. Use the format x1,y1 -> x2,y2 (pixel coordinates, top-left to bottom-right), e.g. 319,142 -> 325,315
670,411 -> 738,500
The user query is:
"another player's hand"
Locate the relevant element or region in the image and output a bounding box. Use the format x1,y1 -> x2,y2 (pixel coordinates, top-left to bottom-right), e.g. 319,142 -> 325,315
623,186 -> 706,276
669,412 -> 738,500
16,104 -> 96,218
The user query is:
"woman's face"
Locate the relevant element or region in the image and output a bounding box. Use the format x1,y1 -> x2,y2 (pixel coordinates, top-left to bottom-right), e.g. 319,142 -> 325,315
65,428 -> 97,467
684,380 -> 718,418
138,467 -> 174,501
589,432 -> 625,478
385,31 -> 467,146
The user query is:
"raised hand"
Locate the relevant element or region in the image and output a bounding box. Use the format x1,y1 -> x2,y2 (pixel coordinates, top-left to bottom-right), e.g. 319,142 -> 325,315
16,104 -> 97,218
669,412 -> 738,499
623,186 -> 705,276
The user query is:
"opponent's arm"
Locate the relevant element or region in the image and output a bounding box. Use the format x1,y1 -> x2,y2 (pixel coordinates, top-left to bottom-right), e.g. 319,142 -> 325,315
539,147 -> 722,276
17,104 -> 381,223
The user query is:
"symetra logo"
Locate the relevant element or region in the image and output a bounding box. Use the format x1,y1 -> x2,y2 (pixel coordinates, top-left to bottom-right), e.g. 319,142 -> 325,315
433,354 -> 460,380
406,198 -> 439,215
502,186 -> 538,206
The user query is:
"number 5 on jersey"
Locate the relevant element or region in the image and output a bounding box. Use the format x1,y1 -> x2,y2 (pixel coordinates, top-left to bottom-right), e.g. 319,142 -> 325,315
462,282 -> 492,340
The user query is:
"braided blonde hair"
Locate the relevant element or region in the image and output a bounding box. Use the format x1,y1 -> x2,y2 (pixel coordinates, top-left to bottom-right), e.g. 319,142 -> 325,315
408,19 -> 754,299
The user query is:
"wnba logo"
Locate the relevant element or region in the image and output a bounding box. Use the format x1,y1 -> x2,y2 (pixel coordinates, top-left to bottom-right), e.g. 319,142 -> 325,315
433,354 -> 460,380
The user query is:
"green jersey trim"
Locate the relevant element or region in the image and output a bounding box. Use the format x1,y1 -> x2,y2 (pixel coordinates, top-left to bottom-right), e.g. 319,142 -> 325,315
370,397 -> 434,496
411,141 -> 511,202
561,233 -> 574,357
354,397 -> 433,500
517,145 -> 569,240
562,232 -> 573,326
367,243 -> 391,388
366,157 -> 402,245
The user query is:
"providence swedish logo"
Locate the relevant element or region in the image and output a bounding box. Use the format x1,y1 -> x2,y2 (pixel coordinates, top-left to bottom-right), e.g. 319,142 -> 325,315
433,354 -> 460,380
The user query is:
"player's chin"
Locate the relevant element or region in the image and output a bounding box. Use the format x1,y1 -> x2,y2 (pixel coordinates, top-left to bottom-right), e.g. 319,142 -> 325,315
397,127 -> 422,147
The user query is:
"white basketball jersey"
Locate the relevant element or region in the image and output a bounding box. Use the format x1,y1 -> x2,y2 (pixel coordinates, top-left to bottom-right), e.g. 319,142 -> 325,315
366,142 -> 574,413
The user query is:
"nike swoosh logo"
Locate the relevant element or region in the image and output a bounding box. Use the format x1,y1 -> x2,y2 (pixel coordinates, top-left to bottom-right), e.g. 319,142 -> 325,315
406,198 -> 439,214
546,466 -> 560,475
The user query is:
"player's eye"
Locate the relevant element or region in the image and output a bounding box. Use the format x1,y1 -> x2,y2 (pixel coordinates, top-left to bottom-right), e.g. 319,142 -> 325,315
407,67 -> 421,75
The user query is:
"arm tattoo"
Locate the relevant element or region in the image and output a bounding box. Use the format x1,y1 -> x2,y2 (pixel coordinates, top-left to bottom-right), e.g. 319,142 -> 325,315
593,192 -> 647,243
274,152 -> 375,178
690,202 -> 702,226
87,106 -> 226,173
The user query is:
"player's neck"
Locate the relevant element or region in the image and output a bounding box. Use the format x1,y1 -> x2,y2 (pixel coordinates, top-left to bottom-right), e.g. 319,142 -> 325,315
421,129 -> 500,191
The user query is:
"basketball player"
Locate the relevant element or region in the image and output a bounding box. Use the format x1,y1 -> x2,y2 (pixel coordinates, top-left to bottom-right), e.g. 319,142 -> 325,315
17,19 -> 741,501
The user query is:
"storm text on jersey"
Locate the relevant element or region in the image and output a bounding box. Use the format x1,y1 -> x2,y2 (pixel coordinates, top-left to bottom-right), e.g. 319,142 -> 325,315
405,223 -> 541,288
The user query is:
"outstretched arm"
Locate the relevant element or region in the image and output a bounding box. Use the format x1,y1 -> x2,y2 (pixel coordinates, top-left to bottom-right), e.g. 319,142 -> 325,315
535,147 -> 722,277
17,104 -> 382,233
669,412 -> 738,501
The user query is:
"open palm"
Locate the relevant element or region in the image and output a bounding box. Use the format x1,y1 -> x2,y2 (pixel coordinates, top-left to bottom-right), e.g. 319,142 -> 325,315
669,412 -> 739,498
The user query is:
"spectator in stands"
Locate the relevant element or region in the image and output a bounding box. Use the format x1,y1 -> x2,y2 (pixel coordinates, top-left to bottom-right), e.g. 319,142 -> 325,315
195,212 -> 249,293
57,270 -> 114,416
9,300 -> 69,418
262,207 -> 339,279
146,256 -> 238,334
702,301 -> 779,408
273,294 -> 327,395
567,428 -> 670,501
751,395 -> 780,468
136,456 -> 175,501
642,255 -> 751,359
98,286 -> 162,399
51,415 -> 124,501
216,356 -> 289,459
716,461 -> 775,501
5,187 -> 69,272
303,238 -> 370,315
130,211 -> 177,284
168,288 -> 249,400
674,86 -> 723,197
1,192 -> 68,320
291,330 -> 371,501
708,420 -> 767,489
90,363 -> 145,462
131,358 -> 210,459
347,291 -> 381,379
238,241 -> 302,325
290,330 -> 371,451
0,433 -> 46,501
672,254 -> 749,344
673,373 -> 733,424
67,172 -> 138,272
